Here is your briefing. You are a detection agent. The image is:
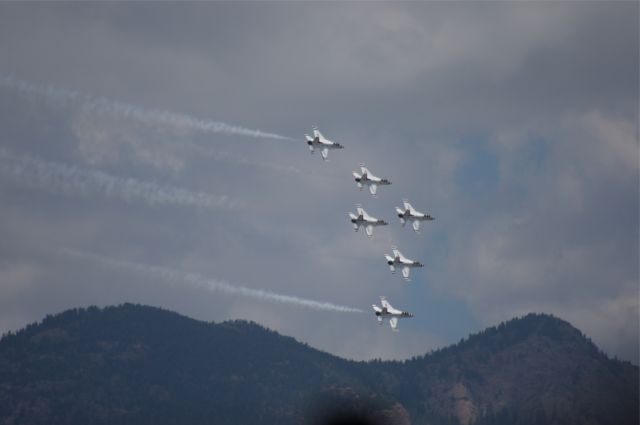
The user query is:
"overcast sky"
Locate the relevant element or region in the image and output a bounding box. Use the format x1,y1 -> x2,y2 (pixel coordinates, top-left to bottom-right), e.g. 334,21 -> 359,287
0,2 -> 637,363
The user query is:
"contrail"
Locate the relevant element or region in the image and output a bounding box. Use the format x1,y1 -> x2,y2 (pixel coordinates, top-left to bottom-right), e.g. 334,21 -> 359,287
67,249 -> 365,314
193,146 -> 303,176
0,149 -> 236,210
0,75 -> 295,141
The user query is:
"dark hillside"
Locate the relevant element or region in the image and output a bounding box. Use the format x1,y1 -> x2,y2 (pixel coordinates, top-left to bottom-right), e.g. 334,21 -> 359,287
378,313 -> 638,425
0,305 -> 636,425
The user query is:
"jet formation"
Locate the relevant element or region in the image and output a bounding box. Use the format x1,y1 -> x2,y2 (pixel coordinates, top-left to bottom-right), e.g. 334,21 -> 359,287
303,126 -> 435,330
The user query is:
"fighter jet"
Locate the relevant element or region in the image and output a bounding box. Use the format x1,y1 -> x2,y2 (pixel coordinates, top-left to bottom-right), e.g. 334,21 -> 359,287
304,126 -> 344,160
352,164 -> 391,196
395,199 -> 434,234
372,296 -> 413,331
384,246 -> 423,281
348,205 -> 388,237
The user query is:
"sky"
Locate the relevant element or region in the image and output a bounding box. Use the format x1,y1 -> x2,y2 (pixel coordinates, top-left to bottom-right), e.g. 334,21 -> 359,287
0,2 -> 638,363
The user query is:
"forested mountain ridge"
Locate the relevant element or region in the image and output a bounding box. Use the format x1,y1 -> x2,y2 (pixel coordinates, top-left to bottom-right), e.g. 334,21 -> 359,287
0,304 -> 636,425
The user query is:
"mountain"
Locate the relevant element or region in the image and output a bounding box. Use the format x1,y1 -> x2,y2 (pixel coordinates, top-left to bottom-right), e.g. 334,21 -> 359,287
0,304 -> 636,425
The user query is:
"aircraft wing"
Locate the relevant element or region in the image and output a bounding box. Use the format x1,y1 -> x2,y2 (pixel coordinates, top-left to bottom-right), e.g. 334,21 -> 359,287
321,147 -> 329,160
389,317 -> 398,330
412,220 -> 421,233
372,304 -> 382,313
380,297 -> 393,310
369,184 -> 377,196
402,266 -> 411,280
365,224 -> 373,237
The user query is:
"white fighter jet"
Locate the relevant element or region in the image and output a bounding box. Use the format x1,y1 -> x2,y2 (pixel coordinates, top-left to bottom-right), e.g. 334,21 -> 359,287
352,164 -> 391,196
384,246 -> 423,281
304,126 -> 344,160
348,205 -> 388,237
395,199 -> 434,234
372,296 -> 413,331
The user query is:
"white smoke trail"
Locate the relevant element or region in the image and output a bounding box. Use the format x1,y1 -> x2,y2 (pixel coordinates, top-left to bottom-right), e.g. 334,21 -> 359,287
0,75 -> 294,141
0,149 -> 236,210
193,145 -> 303,176
67,249 -> 364,314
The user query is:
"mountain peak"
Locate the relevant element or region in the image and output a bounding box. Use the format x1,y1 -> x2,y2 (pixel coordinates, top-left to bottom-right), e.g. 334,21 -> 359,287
0,305 -> 637,425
